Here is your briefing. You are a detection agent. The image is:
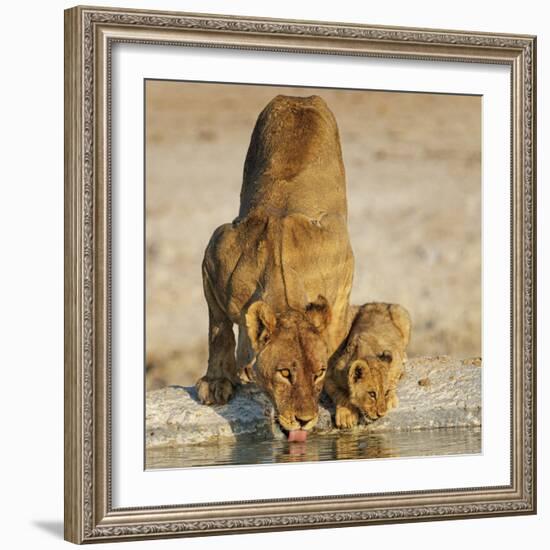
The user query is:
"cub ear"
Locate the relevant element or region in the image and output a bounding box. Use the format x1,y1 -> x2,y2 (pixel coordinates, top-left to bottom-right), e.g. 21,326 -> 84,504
246,301 -> 277,351
348,359 -> 367,385
389,304 -> 411,347
305,295 -> 332,333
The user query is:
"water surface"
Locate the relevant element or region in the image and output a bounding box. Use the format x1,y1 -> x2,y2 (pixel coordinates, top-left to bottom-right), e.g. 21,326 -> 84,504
146,427 -> 481,470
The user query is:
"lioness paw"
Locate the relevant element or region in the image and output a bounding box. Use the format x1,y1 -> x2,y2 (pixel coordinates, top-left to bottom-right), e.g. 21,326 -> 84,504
196,377 -> 234,405
336,404 -> 359,429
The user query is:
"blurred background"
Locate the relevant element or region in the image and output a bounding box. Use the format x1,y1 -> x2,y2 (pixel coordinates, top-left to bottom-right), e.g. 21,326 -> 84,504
145,81 -> 481,389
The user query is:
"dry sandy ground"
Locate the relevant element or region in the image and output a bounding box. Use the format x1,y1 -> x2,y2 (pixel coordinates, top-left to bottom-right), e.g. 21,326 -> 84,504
145,81 -> 481,389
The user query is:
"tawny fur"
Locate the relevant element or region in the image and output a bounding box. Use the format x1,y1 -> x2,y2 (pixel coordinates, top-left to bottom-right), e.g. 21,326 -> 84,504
325,303 -> 411,429
196,95 -> 355,432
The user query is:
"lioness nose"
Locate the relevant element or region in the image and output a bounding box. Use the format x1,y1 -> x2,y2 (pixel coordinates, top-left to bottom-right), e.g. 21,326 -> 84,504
296,415 -> 315,427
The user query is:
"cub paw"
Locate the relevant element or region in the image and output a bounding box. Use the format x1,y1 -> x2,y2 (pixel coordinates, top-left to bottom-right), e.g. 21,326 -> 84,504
196,376 -> 234,405
387,389 -> 399,411
335,404 -> 359,429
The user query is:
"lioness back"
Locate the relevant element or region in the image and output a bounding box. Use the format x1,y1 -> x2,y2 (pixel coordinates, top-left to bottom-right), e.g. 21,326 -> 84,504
239,95 -> 348,220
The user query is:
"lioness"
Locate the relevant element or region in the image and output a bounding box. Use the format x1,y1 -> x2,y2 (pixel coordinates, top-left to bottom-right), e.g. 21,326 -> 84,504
325,303 -> 411,428
196,95 -> 355,439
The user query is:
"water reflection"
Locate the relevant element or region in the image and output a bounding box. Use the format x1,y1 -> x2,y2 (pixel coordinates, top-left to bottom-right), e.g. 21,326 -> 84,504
146,427 -> 481,470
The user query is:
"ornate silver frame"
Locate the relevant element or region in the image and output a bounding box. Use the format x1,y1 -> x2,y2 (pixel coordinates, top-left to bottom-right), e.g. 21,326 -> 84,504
64,5 -> 537,544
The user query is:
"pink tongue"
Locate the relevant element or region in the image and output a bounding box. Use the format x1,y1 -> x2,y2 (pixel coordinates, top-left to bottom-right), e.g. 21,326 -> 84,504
288,429 -> 308,442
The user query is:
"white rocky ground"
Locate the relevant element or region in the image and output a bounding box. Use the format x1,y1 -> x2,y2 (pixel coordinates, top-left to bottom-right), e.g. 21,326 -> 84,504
146,356 -> 481,448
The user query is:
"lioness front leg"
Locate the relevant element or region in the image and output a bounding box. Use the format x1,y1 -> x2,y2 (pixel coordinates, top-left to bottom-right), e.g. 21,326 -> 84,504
196,268 -> 237,406
196,310 -> 236,405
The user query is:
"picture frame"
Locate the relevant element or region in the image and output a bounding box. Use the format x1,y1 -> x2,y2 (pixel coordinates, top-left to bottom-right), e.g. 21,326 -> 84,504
64,5 -> 537,544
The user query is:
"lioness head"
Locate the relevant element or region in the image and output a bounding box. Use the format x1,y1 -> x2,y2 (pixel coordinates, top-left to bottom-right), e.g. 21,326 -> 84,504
245,296 -> 331,433
346,352 -> 396,420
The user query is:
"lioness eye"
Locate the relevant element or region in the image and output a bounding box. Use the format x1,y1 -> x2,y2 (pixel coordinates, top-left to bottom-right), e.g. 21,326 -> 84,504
385,390 -> 390,397
279,369 -> 291,379
368,391 -> 377,399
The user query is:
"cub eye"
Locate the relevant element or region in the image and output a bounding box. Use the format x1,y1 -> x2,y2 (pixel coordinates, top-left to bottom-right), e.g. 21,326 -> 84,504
279,369 -> 291,379
368,391 -> 377,399
385,390 -> 391,397
315,368 -> 326,381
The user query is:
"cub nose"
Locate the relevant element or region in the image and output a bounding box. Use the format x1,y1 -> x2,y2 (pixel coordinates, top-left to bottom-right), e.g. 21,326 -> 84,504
296,415 -> 315,428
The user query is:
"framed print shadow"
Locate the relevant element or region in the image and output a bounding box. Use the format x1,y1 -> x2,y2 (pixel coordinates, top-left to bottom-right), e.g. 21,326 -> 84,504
64,5 -> 537,544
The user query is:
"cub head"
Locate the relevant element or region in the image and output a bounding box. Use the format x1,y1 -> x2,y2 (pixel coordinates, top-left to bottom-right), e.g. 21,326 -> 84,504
346,352 -> 396,420
245,296 -> 331,433
334,302 -> 411,421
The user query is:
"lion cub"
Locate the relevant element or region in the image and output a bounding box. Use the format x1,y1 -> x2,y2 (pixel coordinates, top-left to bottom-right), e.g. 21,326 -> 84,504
325,303 -> 411,429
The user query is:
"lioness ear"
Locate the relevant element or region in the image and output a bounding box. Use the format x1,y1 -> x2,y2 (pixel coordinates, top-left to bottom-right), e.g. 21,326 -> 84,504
305,295 -> 331,332
246,301 -> 277,351
348,359 -> 367,385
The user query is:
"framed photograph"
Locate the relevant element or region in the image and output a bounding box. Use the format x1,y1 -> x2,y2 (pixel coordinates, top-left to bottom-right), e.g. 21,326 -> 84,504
64,5 -> 537,544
